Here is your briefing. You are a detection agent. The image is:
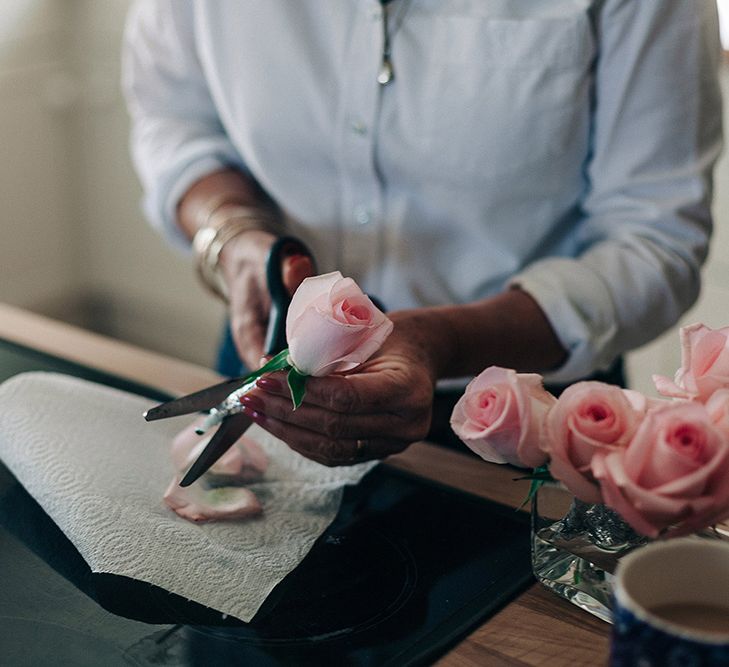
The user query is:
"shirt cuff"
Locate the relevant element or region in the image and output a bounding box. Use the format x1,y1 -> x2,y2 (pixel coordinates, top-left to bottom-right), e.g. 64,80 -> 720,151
143,150 -> 246,253
509,258 -> 619,384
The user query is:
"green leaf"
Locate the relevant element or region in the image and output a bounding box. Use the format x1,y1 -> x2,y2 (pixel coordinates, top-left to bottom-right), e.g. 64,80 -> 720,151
287,368 -> 308,410
232,348 -> 291,389
257,349 -> 293,374
517,477 -> 547,511
516,464 -> 552,510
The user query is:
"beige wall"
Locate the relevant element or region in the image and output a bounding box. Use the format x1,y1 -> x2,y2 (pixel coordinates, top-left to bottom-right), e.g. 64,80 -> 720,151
0,0 -> 223,367
0,0 -> 727,389
0,2 -> 79,309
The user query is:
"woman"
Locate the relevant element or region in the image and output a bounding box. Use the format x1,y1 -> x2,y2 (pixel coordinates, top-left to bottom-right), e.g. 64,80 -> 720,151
123,0 -> 722,465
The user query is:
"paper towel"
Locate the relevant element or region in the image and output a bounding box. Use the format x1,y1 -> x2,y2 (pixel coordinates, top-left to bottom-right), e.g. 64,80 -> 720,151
0,372 -> 376,622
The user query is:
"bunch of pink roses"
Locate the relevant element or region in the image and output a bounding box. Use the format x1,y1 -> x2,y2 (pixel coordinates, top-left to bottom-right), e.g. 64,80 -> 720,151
450,323 -> 729,539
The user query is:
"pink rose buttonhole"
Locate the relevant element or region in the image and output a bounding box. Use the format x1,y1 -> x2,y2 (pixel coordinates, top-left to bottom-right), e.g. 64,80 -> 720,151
286,271 -> 393,377
162,271 -> 392,517
195,271 -> 394,436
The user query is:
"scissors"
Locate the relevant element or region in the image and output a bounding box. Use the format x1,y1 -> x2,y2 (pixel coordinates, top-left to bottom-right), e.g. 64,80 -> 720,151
143,236 -> 316,487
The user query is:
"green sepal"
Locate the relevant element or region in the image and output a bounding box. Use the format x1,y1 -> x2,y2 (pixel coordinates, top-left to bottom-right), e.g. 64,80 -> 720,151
235,348 -> 292,391
258,348 -> 293,374
287,367 -> 309,410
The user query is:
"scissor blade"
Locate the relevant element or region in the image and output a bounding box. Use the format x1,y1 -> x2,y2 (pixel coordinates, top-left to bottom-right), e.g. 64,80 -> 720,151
143,377 -> 249,421
179,412 -> 254,487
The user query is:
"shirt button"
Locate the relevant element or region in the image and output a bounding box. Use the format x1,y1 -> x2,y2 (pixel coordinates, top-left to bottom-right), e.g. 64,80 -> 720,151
350,119 -> 368,136
354,207 -> 372,225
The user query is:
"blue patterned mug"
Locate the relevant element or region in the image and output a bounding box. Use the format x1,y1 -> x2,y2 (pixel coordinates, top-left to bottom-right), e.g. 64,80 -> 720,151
610,538 -> 729,666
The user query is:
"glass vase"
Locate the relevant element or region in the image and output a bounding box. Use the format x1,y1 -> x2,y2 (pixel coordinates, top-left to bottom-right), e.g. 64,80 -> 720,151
530,483 -> 648,623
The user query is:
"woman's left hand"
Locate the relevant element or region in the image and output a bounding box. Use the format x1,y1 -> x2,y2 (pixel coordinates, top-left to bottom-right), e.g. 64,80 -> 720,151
242,312 -> 441,465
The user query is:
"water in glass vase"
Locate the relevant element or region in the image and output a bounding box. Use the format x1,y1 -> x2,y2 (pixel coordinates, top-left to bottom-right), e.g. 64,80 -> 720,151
531,483 -> 648,623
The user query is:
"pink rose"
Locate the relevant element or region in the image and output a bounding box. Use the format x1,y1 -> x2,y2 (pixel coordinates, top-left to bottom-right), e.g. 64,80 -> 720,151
544,382 -> 643,504
592,402 -> 729,537
653,323 -> 729,402
286,272 -> 393,376
705,388 -> 729,440
621,388 -> 671,413
450,366 -> 555,468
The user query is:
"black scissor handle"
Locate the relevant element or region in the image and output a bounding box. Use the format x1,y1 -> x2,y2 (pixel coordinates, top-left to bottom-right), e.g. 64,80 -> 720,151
263,236 -> 316,356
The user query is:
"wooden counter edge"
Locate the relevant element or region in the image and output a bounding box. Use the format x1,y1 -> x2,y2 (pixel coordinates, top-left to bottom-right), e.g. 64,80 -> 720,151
0,302 -> 220,395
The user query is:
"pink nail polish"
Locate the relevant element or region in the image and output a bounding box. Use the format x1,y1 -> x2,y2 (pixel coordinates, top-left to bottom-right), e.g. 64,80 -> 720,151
241,405 -> 266,424
240,394 -> 265,411
257,377 -> 282,392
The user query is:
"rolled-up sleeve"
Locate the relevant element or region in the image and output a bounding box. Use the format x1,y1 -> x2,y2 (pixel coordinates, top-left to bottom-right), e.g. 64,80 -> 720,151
122,0 -> 245,250
511,0 -> 723,383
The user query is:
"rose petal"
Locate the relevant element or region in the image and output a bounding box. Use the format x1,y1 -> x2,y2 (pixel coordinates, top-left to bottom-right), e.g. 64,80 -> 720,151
706,389 -> 729,438
652,374 -> 691,400
689,328 -> 727,379
517,376 -> 555,468
548,453 -> 603,504
285,271 -> 342,335
205,436 -> 269,485
656,324 -> 729,402
171,421 -> 268,482
170,419 -> 209,471
286,274 -> 392,376
592,454 -> 670,537
593,453 -> 691,536
694,375 -> 729,402
648,434 -> 724,497
309,318 -> 393,377
163,476 -> 263,523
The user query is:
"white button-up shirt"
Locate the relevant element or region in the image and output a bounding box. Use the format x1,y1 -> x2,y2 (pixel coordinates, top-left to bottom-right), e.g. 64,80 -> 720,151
123,0 -> 723,382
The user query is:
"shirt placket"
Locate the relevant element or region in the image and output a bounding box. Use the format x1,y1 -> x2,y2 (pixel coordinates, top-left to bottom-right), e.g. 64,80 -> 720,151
335,1 -> 387,288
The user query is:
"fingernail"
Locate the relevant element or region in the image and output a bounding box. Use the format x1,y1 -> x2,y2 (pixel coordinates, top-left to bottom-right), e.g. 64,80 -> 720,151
240,394 -> 265,411
241,405 -> 266,425
256,377 -> 282,392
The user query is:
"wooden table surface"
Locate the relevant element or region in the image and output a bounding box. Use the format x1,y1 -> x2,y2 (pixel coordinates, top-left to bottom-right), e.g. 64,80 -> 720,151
0,303 -> 610,666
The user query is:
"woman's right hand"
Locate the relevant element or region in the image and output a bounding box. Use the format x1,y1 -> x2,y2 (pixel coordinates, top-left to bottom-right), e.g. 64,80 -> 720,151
218,230 -> 314,370
176,169 -> 316,370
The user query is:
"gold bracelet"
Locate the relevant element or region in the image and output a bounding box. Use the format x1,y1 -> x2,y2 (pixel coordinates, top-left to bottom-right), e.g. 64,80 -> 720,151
194,192 -> 252,228
192,207 -> 283,302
